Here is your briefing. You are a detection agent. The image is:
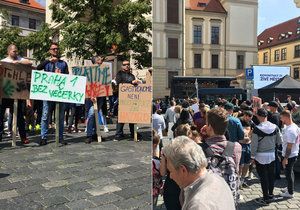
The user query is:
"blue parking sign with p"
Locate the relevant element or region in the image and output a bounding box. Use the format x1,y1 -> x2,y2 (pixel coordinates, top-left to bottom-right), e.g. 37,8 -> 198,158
246,68 -> 253,80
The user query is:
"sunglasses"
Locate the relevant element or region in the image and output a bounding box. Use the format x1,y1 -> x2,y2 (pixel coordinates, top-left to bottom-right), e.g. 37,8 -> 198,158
50,48 -> 59,51
122,63 -> 130,66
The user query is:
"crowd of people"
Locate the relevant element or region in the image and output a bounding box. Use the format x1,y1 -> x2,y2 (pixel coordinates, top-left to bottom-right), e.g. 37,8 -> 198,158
0,43 -> 142,146
153,95 -> 300,209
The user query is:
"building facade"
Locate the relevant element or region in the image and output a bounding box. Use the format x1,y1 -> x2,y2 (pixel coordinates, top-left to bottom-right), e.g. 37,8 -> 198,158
153,0 -> 184,98
153,0 -> 258,98
0,0 -> 45,57
257,16 -> 300,80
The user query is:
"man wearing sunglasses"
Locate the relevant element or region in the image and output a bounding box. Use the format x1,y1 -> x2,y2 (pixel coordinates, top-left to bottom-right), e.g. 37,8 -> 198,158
36,42 -> 69,146
114,60 -> 141,141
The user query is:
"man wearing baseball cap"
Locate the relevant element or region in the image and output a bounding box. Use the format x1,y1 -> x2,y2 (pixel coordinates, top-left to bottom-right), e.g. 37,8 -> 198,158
251,108 -> 283,205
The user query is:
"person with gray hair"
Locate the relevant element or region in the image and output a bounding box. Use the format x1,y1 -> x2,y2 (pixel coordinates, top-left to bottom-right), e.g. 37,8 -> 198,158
163,136 -> 235,210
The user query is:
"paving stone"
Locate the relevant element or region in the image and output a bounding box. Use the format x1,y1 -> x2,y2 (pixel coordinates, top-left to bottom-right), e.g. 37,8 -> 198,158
88,204 -> 119,210
66,182 -> 93,191
89,193 -> 124,206
0,189 -> 19,200
86,185 -> 122,196
57,163 -> 81,169
7,175 -> 31,183
65,199 -> 96,210
40,195 -> 69,207
114,186 -> 147,199
42,180 -> 70,189
108,164 -> 131,170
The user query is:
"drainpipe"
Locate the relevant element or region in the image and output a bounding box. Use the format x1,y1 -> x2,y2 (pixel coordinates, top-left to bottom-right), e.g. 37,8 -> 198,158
182,0 -> 185,76
224,13 -> 227,77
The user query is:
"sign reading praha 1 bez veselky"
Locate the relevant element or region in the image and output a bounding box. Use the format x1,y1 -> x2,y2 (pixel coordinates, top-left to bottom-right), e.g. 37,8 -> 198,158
71,62 -> 112,98
29,70 -> 86,104
0,62 -> 32,100
118,84 -> 152,124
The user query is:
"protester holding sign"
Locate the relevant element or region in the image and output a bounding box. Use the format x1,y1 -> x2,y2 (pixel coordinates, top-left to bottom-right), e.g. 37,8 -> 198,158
36,42 -> 69,146
114,60 -> 140,141
0,44 -> 32,144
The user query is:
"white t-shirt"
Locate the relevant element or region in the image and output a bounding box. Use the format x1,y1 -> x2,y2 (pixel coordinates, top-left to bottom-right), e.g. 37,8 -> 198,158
1,56 -> 24,63
190,103 -> 199,114
282,123 -> 300,158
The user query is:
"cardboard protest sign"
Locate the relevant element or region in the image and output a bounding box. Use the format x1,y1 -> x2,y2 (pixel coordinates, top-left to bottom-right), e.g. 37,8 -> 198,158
118,84 -> 152,124
0,62 -> 32,100
71,62 -> 112,98
29,70 -> 86,104
252,96 -> 262,113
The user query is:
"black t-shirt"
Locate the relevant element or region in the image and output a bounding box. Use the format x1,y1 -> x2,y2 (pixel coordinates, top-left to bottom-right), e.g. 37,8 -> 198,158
239,118 -> 255,129
268,112 -> 282,129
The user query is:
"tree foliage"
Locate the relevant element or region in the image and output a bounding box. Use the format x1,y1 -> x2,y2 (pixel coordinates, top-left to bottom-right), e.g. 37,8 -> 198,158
50,0 -> 152,68
0,27 -> 25,59
24,23 -> 57,61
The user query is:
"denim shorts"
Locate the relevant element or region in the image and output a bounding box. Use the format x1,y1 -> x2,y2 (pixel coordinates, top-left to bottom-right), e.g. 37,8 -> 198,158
240,143 -> 251,165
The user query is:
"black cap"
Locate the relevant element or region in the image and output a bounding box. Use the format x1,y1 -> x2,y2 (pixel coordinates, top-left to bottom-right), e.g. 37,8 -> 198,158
268,101 -> 279,108
257,108 -> 268,117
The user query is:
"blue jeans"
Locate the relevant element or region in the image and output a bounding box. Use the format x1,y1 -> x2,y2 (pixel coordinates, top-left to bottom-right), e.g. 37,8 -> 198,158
85,99 -> 96,137
41,101 -> 65,141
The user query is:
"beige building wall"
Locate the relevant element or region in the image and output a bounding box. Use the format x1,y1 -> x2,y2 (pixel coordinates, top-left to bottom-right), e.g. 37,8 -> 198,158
185,11 -> 226,76
153,0 -> 183,99
184,0 -> 258,89
258,40 -> 300,79
221,0 -> 258,79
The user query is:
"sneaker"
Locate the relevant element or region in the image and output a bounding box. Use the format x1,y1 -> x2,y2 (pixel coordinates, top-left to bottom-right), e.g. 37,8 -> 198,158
85,137 -> 92,144
280,187 -> 288,193
39,138 -> 47,146
104,126 -> 109,133
280,191 -> 294,198
254,198 -> 269,206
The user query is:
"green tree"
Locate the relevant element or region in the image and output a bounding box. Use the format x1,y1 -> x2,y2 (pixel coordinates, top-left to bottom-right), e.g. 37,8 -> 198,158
50,0 -> 151,68
24,23 -> 57,61
0,27 -> 26,59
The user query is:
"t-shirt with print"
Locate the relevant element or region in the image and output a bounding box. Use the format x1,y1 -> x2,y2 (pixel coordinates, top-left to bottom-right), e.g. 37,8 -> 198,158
282,123 -> 300,158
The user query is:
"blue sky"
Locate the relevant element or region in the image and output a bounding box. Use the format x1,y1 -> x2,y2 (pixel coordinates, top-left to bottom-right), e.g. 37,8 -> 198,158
36,0 -> 45,7
258,0 -> 299,34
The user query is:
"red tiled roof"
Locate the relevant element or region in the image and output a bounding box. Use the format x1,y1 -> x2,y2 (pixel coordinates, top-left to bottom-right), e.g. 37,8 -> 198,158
186,0 -> 227,14
257,16 -> 300,50
2,0 -> 45,11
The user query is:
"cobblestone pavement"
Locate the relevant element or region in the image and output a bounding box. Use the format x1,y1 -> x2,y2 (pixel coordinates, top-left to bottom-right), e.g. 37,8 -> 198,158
0,123 -> 151,210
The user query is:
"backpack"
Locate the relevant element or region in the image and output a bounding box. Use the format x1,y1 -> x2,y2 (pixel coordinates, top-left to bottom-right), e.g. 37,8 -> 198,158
152,158 -> 163,198
202,141 -> 239,204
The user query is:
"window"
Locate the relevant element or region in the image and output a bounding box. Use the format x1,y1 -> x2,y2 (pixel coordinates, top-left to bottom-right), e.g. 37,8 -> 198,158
193,25 -> 202,44
194,54 -> 202,68
29,18 -> 36,30
297,27 -> 300,34
168,38 -> 178,58
168,71 -> 178,88
211,54 -> 219,69
274,49 -> 280,61
11,15 -> 19,26
295,45 -> 300,58
294,68 -> 299,79
167,0 -> 179,24
281,48 -> 287,60
237,55 -> 244,70
20,0 -> 29,3
263,52 -> 268,64
211,26 -> 220,44
198,3 -> 207,7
